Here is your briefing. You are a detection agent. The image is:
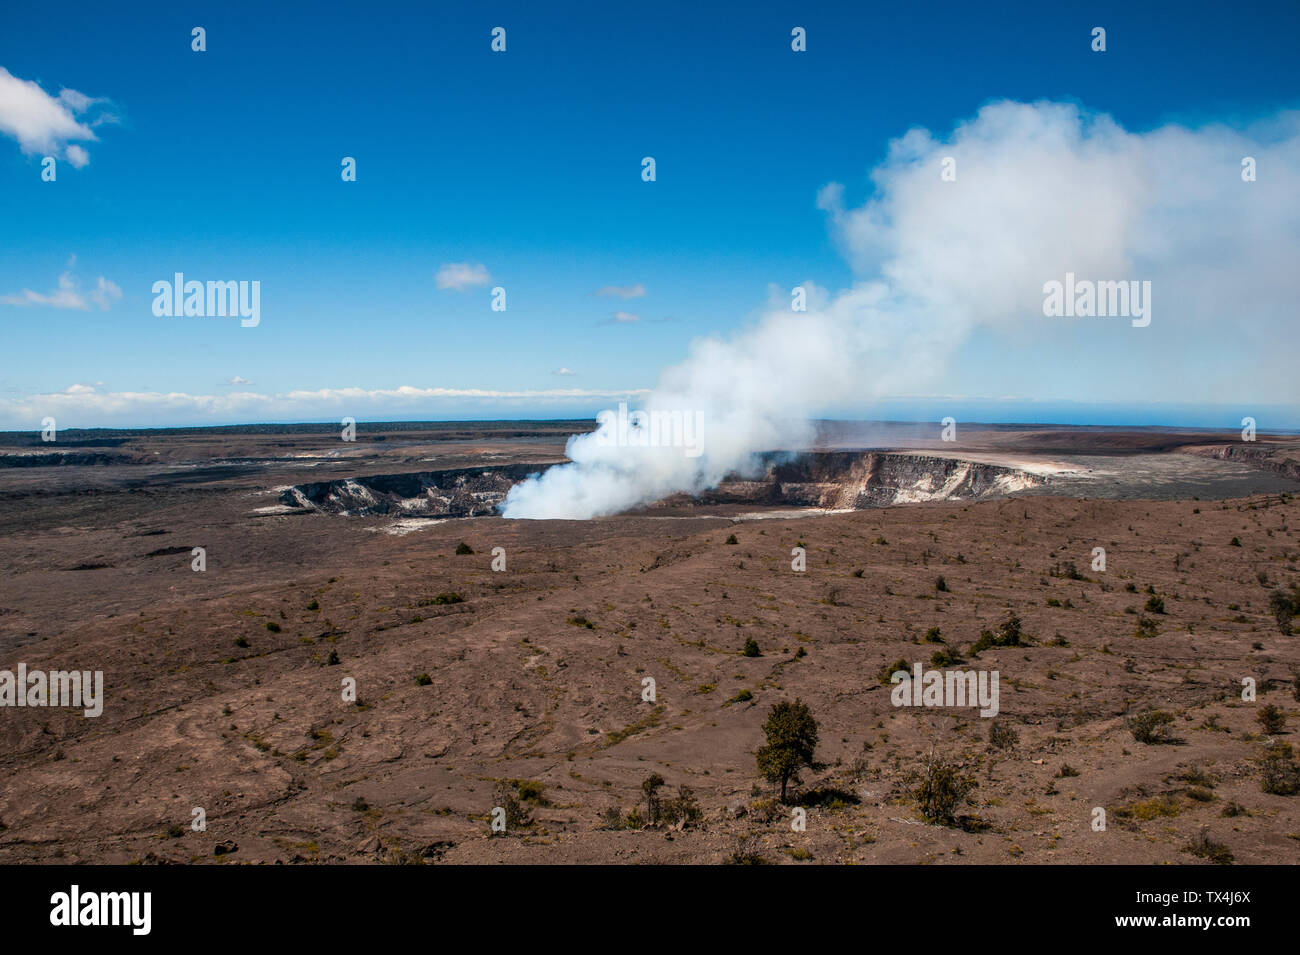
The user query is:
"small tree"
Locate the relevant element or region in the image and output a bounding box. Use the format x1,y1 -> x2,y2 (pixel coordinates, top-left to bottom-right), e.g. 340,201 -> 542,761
914,750 -> 977,826
1269,588 -> 1296,635
756,698 -> 819,803
641,773 -> 666,824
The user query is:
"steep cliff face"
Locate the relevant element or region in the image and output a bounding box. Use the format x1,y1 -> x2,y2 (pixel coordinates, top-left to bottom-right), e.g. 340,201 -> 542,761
280,451 -> 1046,518
1183,443 -> 1300,482
677,451 -> 1045,509
280,463 -> 551,517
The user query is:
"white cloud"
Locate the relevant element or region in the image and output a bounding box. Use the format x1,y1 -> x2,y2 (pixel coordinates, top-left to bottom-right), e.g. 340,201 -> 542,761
611,311 -> 640,324
435,262 -> 491,291
0,66 -> 114,165
552,367 -> 576,376
225,376 -> 254,385
57,88 -> 96,113
595,283 -> 646,299
89,275 -> 122,309
0,384 -> 650,429
1,258 -> 121,311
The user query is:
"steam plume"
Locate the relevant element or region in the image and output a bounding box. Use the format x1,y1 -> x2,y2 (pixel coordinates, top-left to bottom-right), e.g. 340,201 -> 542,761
503,100 -> 1300,519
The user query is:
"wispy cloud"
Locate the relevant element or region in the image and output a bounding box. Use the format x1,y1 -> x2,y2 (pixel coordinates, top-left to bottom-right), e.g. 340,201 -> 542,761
607,311 -> 640,324
0,67 -> 116,166
0,257 -> 121,310
224,376 -> 254,386
595,283 -> 646,299
435,262 -> 491,291
551,367 -> 576,376
0,383 -> 650,429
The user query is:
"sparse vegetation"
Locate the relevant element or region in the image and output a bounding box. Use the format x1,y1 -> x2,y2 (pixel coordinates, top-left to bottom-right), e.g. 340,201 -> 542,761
1133,614 -> 1159,639
988,722 -> 1019,750
1183,828 -> 1234,865
970,614 -> 1023,654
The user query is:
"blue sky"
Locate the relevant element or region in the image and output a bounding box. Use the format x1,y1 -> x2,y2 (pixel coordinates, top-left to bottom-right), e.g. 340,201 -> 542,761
1,0 -> 1297,429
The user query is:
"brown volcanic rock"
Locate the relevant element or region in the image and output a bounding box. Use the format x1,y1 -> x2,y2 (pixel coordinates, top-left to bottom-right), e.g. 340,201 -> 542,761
0,424 -> 1298,864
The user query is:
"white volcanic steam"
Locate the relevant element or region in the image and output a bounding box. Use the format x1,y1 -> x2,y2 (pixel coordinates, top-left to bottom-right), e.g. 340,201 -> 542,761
503,100 -> 1300,519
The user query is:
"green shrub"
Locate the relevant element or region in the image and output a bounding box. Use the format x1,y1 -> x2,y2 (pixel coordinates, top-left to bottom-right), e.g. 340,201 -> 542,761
988,722 -> 1019,750
490,781 -> 533,832
1257,703 -> 1287,735
880,657 -> 911,684
929,644 -> 963,667
1133,614 -> 1159,638
1269,588 -> 1298,635
914,752 -> 976,827
1128,709 -> 1175,744
1260,741 -> 1300,795
970,614 -> 1023,654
